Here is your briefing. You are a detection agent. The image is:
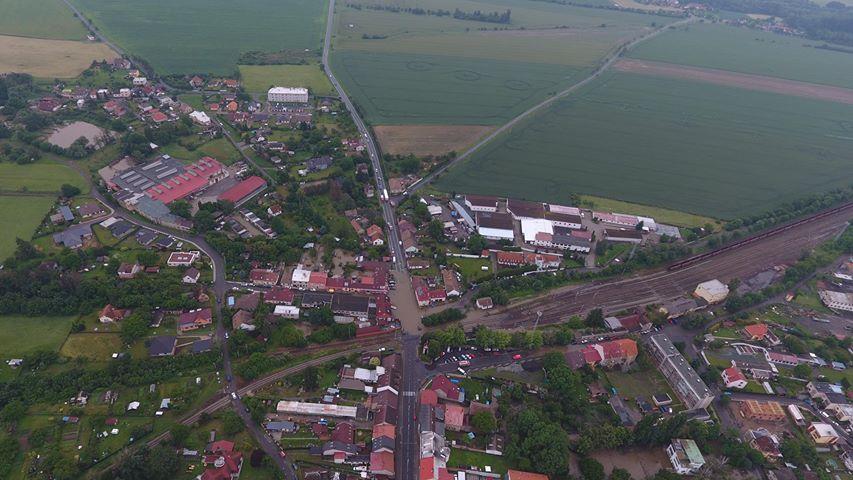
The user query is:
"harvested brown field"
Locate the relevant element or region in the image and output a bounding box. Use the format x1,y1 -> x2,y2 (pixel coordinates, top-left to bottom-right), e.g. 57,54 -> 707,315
375,125 -> 493,156
614,58 -> 853,105
0,34 -> 115,78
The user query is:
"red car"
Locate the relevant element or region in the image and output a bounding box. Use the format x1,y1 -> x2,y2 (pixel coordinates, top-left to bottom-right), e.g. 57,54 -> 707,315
512,354 -> 522,360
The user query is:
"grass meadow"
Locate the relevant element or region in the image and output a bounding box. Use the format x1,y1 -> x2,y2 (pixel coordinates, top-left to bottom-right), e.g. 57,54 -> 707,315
239,64 -> 334,96
0,160 -> 87,193
70,0 -> 328,74
0,315 -> 75,357
0,0 -> 87,40
331,0 -> 671,125
0,195 -> 56,260
629,22 -> 853,89
435,71 -> 853,220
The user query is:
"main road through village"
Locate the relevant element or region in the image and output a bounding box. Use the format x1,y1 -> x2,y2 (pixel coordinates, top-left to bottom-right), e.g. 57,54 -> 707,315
60,0 -> 852,478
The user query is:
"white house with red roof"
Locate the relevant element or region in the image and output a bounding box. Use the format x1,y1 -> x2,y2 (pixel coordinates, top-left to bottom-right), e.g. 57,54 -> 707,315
722,365 -> 748,389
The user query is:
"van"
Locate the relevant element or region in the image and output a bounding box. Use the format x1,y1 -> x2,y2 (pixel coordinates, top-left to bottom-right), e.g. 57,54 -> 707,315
231,392 -> 237,400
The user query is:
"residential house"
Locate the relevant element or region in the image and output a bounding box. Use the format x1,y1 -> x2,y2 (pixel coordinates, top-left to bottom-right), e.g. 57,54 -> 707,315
366,224 -> 384,246
99,304 -> 129,323
249,268 -> 280,286
476,297 -> 494,310
722,366 -> 748,389
667,438 -> 705,475
231,310 -> 255,331
167,251 -> 200,266
429,375 -> 462,403
148,336 -> 176,357
183,267 -> 201,284
748,429 -> 782,459
444,404 -> 465,431
807,382 -> 849,409
117,262 -> 142,279
441,269 -> 462,297
264,288 -> 295,305
200,440 -> 243,480
178,308 -> 212,332
807,422 -> 839,445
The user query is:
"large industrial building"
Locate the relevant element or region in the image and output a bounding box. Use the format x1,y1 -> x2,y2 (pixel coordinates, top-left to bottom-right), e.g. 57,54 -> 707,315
267,86 -> 309,103
648,334 -> 714,410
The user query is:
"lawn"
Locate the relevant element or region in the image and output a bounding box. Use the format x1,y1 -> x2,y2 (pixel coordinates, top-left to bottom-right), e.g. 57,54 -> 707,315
0,315 -> 75,357
447,448 -> 509,474
0,159 -> 87,193
331,0 -> 670,125
629,22 -> 853,90
159,136 -> 242,165
239,64 -> 334,96
449,257 -> 491,283
0,0 -> 87,40
0,195 -> 56,260
605,368 -> 679,407
70,0 -> 327,75
580,195 -> 718,228
60,333 -> 124,361
435,71 -> 853,220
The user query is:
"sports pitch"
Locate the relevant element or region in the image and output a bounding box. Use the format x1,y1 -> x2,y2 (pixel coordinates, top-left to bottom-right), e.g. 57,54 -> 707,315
435,71 -> 853,220
70,0 -> 328,75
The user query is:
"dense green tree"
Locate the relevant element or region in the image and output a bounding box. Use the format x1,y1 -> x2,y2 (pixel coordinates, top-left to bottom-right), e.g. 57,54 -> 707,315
222,411 -> 244,435
470,411 -> 497,434
60,184 -> 81,197
579,456 -> 605,480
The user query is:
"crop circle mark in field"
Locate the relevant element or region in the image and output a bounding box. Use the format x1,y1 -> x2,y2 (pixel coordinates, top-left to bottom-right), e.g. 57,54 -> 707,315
452,70 -> 482,81
504,79 -> 532,91
406,61 -> 434,72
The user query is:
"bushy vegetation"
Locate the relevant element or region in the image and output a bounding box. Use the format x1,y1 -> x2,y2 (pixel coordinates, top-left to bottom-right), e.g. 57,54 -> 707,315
422,308 -> 465,326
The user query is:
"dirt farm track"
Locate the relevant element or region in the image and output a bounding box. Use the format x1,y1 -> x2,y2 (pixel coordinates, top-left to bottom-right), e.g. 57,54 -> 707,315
466,203 -> 853,330
614,58 -> 853,105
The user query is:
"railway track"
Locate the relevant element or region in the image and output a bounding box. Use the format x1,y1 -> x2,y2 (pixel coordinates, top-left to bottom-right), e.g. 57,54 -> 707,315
466,203 -> 852,330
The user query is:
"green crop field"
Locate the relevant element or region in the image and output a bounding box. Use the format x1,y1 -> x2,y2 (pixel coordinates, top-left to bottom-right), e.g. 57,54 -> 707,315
0,0 -> 87,40
629,22 -> 853,89
70,0 -> 328,75
0,315 -> 75,357
436,71 -> 853,220
332,51 -> 590,125
0,160 -> 87,193
0,195 -> 56,260
331,0 -> 671,125
239,64 -> 334,96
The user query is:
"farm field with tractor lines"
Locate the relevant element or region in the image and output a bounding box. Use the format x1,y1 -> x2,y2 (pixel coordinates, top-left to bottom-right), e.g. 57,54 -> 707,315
628,22 -> 853,89
70,0 -> 328,75
330,0 -> 676,151
435,71 -> 853,220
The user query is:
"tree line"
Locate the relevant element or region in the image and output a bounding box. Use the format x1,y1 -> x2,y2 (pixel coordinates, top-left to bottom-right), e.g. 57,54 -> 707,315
346,3 -> 512,23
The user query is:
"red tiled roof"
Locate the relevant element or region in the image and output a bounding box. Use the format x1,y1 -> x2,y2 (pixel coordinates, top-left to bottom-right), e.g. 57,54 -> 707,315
264,288 -> 294,304
445,404 -> 465,428
249,268 -> 280,284
420,456 -> 436,480
370,451 -> 395,475
331,422 -> 354,444
179,308 -> 212,327
582,347 -> 601,364
146,157 -> 223,204
150,110 -> 168,122
724,366 -> 747,384
507,470 -> 550,480
372,423 -> 395,440
602,339 -> 638,360
420,389 -> 438,406
430,374 -> 460,401
744,323 -> 769,339
218,175 -> 266,204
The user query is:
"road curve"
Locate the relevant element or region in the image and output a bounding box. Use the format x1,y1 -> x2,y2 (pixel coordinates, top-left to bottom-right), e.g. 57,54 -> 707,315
405,15 -> 697,197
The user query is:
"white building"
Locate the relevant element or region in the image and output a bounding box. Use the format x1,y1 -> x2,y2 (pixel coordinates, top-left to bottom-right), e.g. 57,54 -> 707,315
476,212 -> 514,241
721,366 -> 747,389
667,439 -> 705,475
807,422 -> 839,445
267,87 -> 309,103
132,77 -> 147,86
273,305 -> 300,319
189,110 -> 211,126
276,401 -> 357,418
464,194 -> 499,213
694,279 -> 729,304
291,265 -> 311,290
819,290 -> 853,312
521,218 -> 553,244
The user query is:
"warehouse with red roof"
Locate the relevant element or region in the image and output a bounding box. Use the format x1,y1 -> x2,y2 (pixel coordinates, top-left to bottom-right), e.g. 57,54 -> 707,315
218,176 -> 267,206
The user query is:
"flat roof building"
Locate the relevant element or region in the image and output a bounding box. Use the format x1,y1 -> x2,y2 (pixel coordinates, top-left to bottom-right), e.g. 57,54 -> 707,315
648,334 -> 714,410
476,212 -> 514,241
275,401 -> 357,418
268,87 -> 309,103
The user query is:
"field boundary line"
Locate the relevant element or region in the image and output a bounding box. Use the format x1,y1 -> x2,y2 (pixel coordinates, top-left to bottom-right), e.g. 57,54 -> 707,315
406,15 -> 697,197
